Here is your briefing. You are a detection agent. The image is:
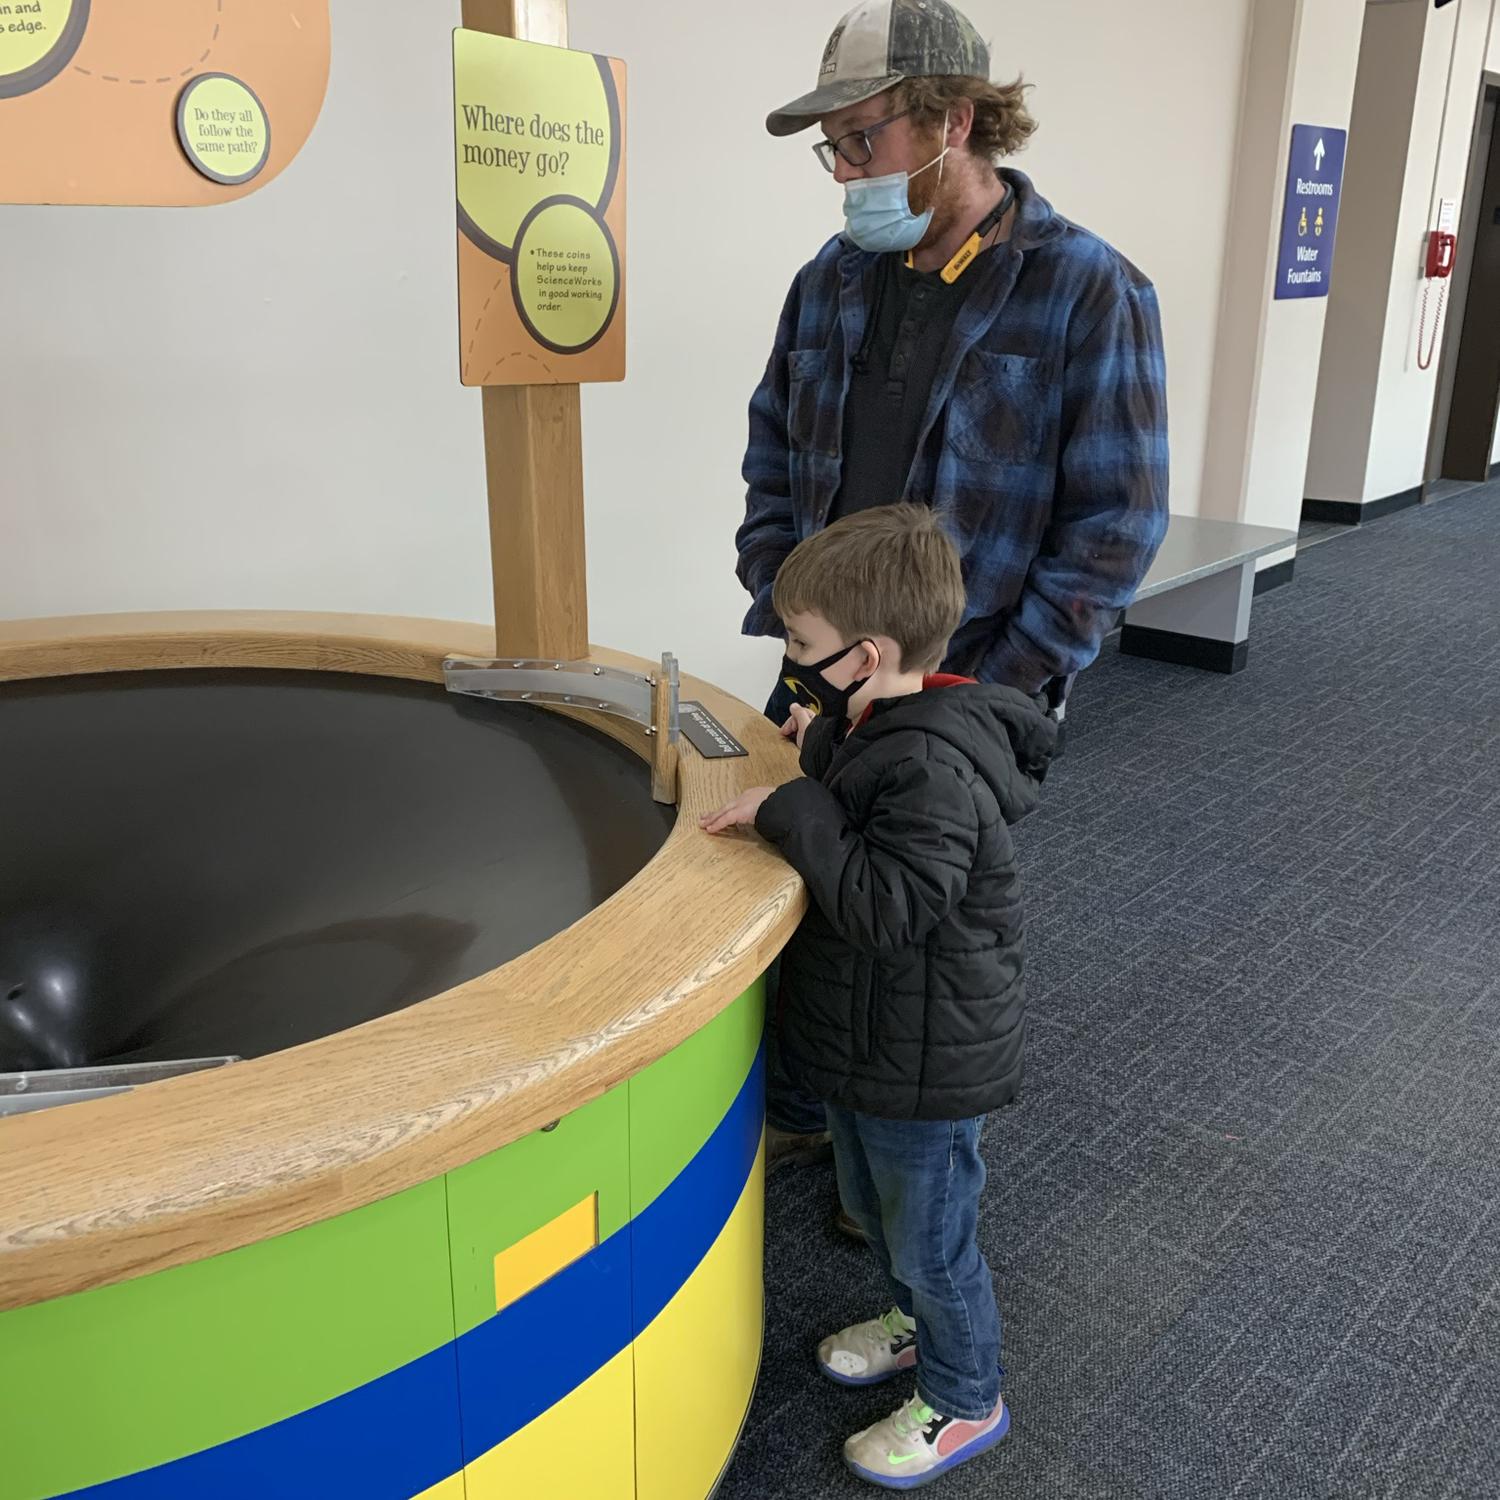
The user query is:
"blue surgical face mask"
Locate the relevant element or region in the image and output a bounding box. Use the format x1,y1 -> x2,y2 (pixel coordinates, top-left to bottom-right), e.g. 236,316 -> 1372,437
840,113 -> 949,253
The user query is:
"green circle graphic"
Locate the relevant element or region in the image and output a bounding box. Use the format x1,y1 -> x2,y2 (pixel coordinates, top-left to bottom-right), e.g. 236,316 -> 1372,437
511,196 -> 620,355
0,0 -> 90,100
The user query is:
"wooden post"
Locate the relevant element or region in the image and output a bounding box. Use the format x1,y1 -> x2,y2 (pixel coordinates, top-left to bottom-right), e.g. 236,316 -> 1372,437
461,0 -> 588,662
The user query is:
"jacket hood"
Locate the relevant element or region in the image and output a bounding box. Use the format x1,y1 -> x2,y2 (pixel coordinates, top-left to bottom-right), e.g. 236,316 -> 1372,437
858,681 -> 1056,824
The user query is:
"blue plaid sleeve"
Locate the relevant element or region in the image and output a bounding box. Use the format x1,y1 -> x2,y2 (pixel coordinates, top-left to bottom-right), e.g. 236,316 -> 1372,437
735,273 -> 804,638
979,282 -> 1170,690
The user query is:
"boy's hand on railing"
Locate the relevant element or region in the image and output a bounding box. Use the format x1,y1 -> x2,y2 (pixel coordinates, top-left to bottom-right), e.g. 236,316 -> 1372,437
699,787 -> 774,835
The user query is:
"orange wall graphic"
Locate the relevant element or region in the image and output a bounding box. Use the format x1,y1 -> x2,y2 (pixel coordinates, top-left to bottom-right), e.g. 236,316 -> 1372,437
0,0 -> 330,206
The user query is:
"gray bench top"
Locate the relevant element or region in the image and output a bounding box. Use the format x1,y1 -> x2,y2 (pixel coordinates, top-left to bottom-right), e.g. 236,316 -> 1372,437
1133,516 -> 1298,603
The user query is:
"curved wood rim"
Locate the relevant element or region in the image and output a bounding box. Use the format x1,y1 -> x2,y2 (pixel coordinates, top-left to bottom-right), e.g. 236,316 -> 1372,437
0,612 -> 805,1311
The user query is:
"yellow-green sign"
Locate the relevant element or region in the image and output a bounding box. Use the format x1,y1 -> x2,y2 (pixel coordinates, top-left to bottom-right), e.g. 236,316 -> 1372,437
0,0 -> 89,99
453,29 -> 624,383
176,73 -> 270,186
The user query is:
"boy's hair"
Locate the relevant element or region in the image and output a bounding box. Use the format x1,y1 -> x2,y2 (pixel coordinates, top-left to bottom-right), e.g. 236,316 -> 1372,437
773,505 -> 966,672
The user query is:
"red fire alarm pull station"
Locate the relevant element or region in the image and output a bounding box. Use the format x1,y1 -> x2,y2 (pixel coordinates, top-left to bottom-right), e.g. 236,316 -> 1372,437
1417,200 -> 1460,371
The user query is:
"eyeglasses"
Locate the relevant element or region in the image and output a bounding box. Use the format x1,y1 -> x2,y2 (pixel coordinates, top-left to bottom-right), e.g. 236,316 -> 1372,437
812,108 -> 913,173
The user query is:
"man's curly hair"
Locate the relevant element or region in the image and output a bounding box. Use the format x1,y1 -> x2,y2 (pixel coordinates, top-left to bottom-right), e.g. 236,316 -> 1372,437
895,75 -> 1038,161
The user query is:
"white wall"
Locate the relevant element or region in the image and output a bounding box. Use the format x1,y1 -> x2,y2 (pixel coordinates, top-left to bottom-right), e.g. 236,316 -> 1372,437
1365,0 -> 1494,499
1246,0 -> 1365,533
1305,0 -> 1425,503
1,6 -> 485,620
1307,0 -> 1500,505
1200,0 -> 1364,542
3,0 -> 1251,708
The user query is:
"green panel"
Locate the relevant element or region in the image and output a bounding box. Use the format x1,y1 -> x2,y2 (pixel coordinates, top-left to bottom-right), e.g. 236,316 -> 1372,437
0,1177 -> 457,1500
445,1080 -> 631,1337
628,982 -> 764,1217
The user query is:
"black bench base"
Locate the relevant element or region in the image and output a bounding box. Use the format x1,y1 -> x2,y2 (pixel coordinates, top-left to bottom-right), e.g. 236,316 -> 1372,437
1253,557 -> 1294,595
1119,625 -> 1249,674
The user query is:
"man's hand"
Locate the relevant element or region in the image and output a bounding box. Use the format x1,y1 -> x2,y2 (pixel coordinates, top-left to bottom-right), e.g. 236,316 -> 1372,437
699,787 -> 774,835
780,703 -> 816,749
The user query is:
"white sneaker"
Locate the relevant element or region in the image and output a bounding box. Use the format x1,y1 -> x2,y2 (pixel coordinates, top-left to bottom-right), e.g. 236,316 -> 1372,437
844,1390 -> 1010,1489
817,1306 -> 917,1387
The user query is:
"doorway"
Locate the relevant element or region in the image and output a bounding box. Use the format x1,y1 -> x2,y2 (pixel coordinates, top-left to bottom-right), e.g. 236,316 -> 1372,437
1429,76 -> 1500,486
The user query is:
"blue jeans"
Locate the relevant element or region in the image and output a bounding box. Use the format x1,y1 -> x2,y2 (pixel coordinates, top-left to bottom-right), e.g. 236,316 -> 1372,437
825,1106 -> 1004,1420
763,679 -> 827,1136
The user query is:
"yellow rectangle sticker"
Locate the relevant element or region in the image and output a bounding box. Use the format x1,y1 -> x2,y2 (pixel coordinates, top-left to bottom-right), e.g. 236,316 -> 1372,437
494,1193 -> 599,1312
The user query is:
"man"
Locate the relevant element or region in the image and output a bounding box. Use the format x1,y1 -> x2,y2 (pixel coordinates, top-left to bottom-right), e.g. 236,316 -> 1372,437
739,0 -> 1170,1187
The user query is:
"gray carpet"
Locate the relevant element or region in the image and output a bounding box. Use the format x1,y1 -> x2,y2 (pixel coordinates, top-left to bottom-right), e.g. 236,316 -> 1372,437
1298,515 -> 1351,549
720,483 -> 1500,1499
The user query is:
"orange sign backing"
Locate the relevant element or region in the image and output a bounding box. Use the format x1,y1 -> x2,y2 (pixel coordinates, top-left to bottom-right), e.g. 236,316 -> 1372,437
0,0 -> 329,206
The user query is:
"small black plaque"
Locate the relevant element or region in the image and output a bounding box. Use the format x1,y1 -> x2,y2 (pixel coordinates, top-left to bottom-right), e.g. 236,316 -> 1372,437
679,701 -> 748,759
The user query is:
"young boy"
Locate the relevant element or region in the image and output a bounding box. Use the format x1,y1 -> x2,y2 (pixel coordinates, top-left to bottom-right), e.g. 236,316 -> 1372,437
701,504 -> 1056,1489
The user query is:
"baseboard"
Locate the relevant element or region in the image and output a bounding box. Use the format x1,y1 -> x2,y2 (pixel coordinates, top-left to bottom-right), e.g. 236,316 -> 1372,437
1119,624 -> 1249,674
1301,497 -> 1361,525
1253,557 -> 1295,596
1302,486 -> 1421,526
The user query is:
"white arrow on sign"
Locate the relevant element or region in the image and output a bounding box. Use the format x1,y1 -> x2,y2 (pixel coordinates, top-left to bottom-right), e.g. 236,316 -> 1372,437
1313,137 -> 1325,172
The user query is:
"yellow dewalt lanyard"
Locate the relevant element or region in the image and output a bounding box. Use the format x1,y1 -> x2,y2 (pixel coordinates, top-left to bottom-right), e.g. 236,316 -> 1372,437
904,184 -> 1016,284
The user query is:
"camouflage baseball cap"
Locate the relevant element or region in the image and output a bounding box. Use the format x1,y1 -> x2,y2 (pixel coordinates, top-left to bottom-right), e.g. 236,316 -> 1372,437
766,0 -> 990,137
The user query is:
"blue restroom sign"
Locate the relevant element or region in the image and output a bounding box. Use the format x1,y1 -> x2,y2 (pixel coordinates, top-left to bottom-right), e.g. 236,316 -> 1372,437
1275,125 -> 1346,300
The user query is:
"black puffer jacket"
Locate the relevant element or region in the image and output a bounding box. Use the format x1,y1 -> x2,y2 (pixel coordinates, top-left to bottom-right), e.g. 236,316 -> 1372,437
755,679 -> 1055,1120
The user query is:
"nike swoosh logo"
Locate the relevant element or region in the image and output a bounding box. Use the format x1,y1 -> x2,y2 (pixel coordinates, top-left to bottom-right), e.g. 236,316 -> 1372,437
886,1452 -> 923,1466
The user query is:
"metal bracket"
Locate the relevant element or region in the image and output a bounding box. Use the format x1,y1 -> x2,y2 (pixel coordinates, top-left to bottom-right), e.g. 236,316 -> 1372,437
442,652 -> 680,741
0,1056 -> 238,1118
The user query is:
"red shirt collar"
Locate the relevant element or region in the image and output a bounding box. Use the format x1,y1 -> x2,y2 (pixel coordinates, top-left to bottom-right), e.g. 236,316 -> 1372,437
853,673 -> 977,729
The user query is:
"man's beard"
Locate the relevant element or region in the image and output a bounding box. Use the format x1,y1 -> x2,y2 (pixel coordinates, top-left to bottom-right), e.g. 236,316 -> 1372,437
906,135 -> 963,250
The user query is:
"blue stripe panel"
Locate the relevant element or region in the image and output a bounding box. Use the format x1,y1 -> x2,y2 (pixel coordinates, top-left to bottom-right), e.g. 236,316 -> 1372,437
456,1045 -> 764,1458
629,1045 -> 765,1339
453,1208 -> 635,1462
66,1046 -> 764,1499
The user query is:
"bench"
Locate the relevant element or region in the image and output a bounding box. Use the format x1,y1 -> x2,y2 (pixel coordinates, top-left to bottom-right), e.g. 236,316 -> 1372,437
1118,516 -> 1298,674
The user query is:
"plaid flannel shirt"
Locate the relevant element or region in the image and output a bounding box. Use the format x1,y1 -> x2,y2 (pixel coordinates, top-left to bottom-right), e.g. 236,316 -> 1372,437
736,170 -> 1169,694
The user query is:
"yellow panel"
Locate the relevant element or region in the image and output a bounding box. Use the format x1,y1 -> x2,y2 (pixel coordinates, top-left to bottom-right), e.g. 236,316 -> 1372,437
411,1473 -> 466,1500
633,1137 -> 766,1500
464,1345 -> 635,1500
493,1193 -> 598,1312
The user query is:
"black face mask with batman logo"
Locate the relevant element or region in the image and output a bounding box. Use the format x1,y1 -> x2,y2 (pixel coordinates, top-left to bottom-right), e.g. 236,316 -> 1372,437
779,641 -> 869,722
